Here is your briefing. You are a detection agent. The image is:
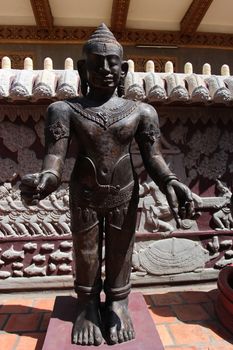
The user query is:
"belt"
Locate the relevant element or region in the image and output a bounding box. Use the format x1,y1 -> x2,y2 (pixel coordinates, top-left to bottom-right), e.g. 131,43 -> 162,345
71,181 -> 135,209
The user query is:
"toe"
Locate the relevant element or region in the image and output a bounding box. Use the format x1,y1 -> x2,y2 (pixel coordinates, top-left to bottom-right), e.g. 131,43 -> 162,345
123,330 -> 129,342
72,331 -> 78,344
82,329 -> 88,345
77,332 -> 83,345
94,328 -> 102,346
128,330 -> 133,340
109,327 -> 118,344
88,327 -> 94,345
118,330 -> 124,343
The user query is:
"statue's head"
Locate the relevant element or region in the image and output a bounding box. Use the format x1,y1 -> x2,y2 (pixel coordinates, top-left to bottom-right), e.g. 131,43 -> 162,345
78,23 -> 128,96
83,23 -> 123,59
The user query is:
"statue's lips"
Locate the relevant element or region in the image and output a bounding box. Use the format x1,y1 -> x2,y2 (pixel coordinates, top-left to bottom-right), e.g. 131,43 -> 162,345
92,74 -> 116,87
103,76 -> 114,82
94,75 -> 114,82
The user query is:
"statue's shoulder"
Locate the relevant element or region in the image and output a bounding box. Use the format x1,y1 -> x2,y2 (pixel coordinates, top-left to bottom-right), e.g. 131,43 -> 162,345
137,101 -> 158,122
63,96 -> 87,114
118,97 -> 139,113
47,100 -> 72,115
137,101 -> 157,114
65,96 -> 83,105
121,97 -> 138,106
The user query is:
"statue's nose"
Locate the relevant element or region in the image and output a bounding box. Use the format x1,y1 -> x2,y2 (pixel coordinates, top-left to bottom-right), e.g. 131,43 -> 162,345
101,58 -> 110,73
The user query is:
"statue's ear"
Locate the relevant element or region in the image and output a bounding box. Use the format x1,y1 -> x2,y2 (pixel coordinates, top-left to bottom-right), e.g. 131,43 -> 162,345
121,60 -> 129,77
118,60 -> 129,97
77,59 -> 88,96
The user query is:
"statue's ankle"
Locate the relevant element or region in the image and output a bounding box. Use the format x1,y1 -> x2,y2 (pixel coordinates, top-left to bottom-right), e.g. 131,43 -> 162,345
75,280 -> 102,304
104,281 -> 131,303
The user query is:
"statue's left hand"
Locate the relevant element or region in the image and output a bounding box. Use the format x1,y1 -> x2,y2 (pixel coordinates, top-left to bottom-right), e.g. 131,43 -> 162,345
164,179 -> 195,228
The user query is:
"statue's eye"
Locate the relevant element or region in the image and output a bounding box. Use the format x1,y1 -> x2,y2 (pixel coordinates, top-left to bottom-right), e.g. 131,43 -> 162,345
110,59 -> 118,65
108,58 -> 120,67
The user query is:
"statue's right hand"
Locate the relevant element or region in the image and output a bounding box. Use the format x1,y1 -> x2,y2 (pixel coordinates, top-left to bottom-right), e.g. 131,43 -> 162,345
20,172 -> 59,206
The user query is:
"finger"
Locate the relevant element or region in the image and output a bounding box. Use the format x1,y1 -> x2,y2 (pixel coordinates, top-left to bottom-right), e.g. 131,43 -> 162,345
20,186 -> 38,196
166,185 -> 181,228
185,200 -> 195,219
37,174 -> 50,192
20,185 -> 39,196
179,206 -> 186,220
21,173 -> 40,188
21,193 -> 40,206
185,188 -> 194,202
30,198 -> 40,206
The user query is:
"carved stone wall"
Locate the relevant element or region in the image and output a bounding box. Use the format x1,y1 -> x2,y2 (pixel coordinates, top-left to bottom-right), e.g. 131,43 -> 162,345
1,103 -> 233,289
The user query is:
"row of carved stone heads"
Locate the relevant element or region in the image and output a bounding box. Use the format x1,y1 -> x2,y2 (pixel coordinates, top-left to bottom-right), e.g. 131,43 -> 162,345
1,56 -> 233,104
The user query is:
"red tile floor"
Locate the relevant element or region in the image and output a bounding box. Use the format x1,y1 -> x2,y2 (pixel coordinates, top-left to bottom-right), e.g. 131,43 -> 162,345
0,282 -> 233,350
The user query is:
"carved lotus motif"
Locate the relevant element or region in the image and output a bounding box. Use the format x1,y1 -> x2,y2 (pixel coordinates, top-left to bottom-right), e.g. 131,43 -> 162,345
213,87 -> 232,103
125,84 -> 145,101
169,86 -> 189,101
191,86 -> 210,102
147,85 -> 167,102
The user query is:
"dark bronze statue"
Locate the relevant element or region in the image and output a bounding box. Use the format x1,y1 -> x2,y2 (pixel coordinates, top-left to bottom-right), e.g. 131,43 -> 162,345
20,24 -> 194,346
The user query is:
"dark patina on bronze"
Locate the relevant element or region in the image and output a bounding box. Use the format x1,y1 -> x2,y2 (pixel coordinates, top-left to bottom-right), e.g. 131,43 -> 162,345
20,23 -> 195,346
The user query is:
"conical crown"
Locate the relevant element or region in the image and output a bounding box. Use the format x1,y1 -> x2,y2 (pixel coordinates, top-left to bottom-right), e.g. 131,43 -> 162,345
83,23 -> 123,57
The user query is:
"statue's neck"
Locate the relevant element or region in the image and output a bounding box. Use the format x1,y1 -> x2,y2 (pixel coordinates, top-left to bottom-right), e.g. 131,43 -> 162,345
86,87 -> 116,103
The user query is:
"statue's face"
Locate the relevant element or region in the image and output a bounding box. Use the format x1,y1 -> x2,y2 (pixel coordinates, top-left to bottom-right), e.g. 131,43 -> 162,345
86,52 -> 122,90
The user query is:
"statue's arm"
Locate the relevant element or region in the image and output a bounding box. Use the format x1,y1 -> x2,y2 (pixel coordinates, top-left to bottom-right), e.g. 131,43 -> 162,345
42,101 -> 71,180
20,101 -> 71,205
135,103 -> 176,191
135,103 -> 194,227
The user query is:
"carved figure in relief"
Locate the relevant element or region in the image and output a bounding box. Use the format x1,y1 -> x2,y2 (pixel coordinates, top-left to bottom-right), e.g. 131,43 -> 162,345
139,182 -> 174,234
20,24 -> 194,346
213,180 -> 233,230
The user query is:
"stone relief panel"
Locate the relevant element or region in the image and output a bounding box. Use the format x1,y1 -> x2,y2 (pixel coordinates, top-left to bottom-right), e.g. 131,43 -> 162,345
0,117 -> 75,183
137,181 -> 199,235
132,234 -> 233,280
132,237 -> 209,278
0,239 -> 73,279
158,114 -> 233,190
0,183 -> 70,238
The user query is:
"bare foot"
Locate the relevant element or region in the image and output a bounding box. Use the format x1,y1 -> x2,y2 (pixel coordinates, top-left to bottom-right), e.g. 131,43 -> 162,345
72,298 -> 103,346
104,298 -> 135,344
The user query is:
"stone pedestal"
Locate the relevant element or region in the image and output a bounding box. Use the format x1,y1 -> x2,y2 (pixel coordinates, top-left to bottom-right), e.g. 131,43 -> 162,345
42,292 -> 164,349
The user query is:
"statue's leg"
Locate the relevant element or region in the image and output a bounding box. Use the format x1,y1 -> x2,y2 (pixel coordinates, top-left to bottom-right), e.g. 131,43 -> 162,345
71,206 -> 103,346
104,195 -> 138,344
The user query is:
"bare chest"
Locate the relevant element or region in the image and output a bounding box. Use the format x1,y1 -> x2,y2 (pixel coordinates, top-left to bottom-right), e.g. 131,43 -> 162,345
69,100 -> 139,148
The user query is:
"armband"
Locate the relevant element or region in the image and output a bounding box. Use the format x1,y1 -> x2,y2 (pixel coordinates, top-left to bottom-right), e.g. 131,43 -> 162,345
46,120 -> 69,142
41,169 -> 60,180
136,128 -> 160,144
41,154 -> 64,180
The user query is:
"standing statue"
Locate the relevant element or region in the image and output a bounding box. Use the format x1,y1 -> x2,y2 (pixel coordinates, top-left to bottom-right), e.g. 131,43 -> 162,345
20,24 -> 194,346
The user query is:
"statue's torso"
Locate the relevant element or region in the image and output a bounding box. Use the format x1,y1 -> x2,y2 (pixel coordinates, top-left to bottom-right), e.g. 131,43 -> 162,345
66,97 -> 140,209
67,97 -> 139,185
